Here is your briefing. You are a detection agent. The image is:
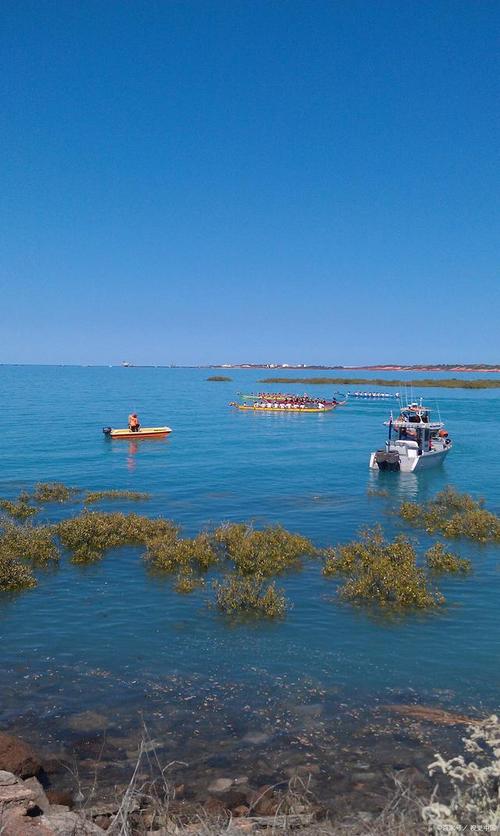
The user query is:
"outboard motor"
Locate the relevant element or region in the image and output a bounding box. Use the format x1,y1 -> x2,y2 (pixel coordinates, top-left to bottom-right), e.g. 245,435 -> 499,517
102,427 -> 112,436
374,449 -> 400,471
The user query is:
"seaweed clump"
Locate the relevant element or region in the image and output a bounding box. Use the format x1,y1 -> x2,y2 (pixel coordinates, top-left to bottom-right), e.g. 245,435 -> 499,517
323,527 -> 444,610
0,521 -> 59,567
145,532 -> 218,575
214,523 -> 315,576
214,574 -> 287,618
207,375 -> 232,382
0,552 -> 36,591
57,512 -> 177,564
33,482 -> 81,503
425,542 -> 471,574
400,487 -> 500,542
85,490 -> 151,504
174,566 -> 203,594
0,498 -> 38,521
0,520 -> 60,591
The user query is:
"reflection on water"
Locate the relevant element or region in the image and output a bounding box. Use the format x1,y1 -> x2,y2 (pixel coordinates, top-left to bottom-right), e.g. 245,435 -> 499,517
127,440 -> 138,470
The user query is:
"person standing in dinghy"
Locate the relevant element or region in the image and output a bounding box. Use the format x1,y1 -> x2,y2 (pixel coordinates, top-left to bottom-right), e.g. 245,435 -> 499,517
128,413 -> 140,432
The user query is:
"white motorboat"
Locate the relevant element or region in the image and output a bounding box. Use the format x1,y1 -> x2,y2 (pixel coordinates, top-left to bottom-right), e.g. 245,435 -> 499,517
369,400 -> 452,472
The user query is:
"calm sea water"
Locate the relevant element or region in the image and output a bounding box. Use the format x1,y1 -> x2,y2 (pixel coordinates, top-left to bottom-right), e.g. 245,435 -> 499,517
0,366 -> 499,794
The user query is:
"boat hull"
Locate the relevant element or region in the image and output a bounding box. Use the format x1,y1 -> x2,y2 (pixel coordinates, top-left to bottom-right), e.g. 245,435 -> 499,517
369,445 -> 451,472
104,426 -> 172,439
233,404 -> 335,413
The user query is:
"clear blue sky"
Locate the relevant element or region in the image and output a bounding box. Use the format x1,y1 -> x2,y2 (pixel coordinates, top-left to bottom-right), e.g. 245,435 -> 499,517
2,0 -> 499,365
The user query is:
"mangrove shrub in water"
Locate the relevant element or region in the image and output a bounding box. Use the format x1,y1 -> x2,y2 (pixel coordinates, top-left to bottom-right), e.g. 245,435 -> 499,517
400,487 -> 500,542
174,566 -> 203,594
425,542 -> 471,574
0,520 -> 59,591
214,523 -> 316,576
214,573 -> 287,618
56,511 -> 178,564
32,482 -> 81,503
323,527 -> 444,610
0,498 -> 38,521
0,482 -> 480,616
145,532 -> 218,574
0,553 -> 36,591
0,521 -> 59,567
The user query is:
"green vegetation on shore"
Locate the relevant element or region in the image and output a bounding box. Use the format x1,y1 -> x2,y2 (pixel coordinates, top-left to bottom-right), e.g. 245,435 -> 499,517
260,376 -> 500,388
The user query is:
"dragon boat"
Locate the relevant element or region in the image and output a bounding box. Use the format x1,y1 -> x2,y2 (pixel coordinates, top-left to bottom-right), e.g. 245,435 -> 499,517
230,401 -> 336,413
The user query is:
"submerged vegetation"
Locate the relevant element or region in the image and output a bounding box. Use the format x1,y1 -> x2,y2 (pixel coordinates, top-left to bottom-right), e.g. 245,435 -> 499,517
425,542 -> 471,574
400,487 -> 500,542
0,552 -> 36,591
323,527 -> 444,610
260,376 -> 500,389
0,522 -> 59,567
0,498 -> 38,521
0,485 -> 151,518
207,375 -> 232,381
146,531 -> 217,574
85,489 -> 151,504
57,512 -> 177,564
32,482 -> 81,503
0,482 -> 485,616
0,521 -> 58,591
214,573 -> 287,617
214,523 -> 316,576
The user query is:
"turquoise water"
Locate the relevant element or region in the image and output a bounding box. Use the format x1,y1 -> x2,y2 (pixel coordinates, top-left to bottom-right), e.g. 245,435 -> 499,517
1,366 -> 499,794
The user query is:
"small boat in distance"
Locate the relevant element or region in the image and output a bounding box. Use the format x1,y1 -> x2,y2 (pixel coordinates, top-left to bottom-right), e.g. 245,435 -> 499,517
369,400 -> 452,472
348,391 -> 398,399
103,426 -> 172,439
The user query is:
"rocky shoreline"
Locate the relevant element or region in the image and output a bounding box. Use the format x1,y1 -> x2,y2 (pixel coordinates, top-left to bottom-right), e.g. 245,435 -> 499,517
0,701 -> 471,835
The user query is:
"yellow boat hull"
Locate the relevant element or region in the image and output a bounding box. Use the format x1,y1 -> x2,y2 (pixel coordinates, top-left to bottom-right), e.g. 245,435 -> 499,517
232,404 -> 334,413
103,426 -> 172,439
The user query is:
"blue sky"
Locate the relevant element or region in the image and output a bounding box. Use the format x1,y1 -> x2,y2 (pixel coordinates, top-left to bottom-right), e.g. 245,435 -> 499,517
2,0 -> 499,365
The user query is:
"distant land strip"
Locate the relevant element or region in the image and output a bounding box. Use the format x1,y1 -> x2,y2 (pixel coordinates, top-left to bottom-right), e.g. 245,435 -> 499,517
212,363 -> 500,372
259,377 -> 500,389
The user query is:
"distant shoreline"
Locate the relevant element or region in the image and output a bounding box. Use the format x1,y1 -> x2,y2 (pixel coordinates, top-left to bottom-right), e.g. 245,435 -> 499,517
2,363 -> 500,373
212,364 -> 500,373
260,377 -> 500,389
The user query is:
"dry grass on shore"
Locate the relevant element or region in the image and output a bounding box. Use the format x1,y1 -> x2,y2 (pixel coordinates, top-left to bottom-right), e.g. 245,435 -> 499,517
74,737 -> 428,835
64,714 -> 500,835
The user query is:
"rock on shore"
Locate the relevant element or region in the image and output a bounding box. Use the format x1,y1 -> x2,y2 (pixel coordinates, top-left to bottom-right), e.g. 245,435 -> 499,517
0,768 -> 104,834
0,731 -> 42,778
